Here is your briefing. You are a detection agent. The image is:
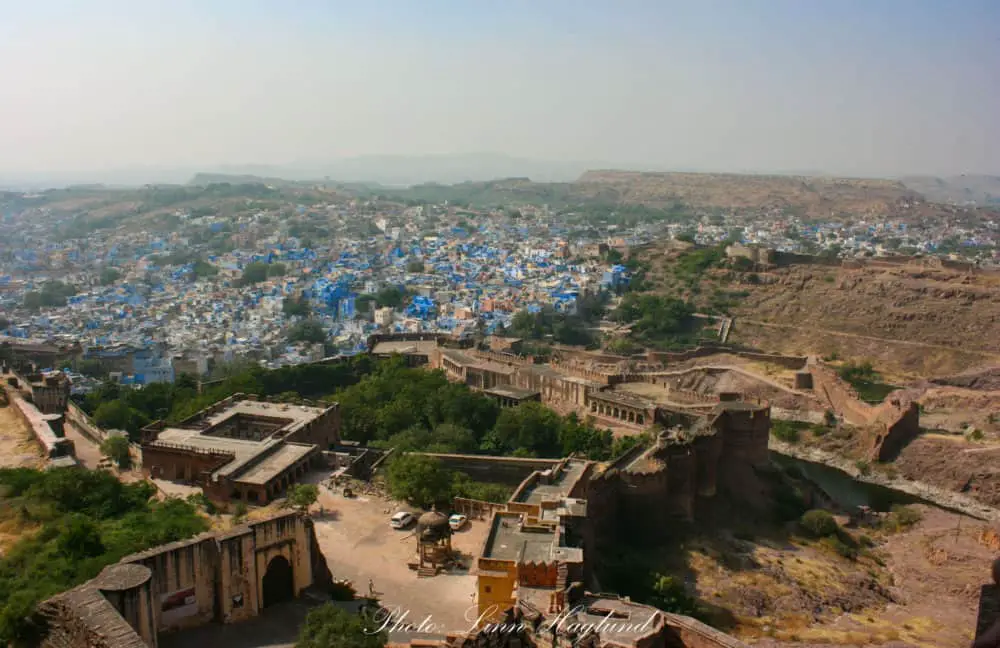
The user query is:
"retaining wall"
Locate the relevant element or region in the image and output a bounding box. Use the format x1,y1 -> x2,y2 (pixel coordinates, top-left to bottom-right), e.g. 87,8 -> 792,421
415,453 -> 562,486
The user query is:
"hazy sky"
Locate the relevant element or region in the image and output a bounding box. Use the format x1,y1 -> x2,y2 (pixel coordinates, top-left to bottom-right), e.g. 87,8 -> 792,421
1,0 -> 998,179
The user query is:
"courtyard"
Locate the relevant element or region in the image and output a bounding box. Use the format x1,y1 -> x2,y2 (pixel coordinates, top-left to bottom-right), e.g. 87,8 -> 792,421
160,472 -> 489,648
311,478 -> 488,637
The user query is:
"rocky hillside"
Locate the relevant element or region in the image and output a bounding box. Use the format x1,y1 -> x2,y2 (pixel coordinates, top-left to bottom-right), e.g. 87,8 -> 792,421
901,174 -> 1000,206
724,261 -> 1000,377
575,170 -> 922,219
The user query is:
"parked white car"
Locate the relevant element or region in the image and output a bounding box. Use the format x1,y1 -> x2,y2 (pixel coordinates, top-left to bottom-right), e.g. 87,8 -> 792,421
448,513 -> 468,531
390,511 -> 415,529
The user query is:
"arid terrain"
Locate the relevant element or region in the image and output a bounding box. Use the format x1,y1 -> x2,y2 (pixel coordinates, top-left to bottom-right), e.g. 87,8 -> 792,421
726,263 -> 1000,377
743,506 -> 996,648
576,171 -> 924,219
633,243 -> 1000,377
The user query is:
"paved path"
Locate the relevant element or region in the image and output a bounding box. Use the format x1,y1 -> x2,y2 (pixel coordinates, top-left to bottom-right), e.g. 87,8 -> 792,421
63,421 -> 104,469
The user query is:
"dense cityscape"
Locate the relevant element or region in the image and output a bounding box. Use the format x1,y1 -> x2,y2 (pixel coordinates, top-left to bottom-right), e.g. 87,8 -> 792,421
2,180 -> 997,390
2,2 -> 1000,645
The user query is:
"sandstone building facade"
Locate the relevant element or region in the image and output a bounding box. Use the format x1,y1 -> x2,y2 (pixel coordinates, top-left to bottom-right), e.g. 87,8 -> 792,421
453,399 -> 770,630
140,395 -> 339,504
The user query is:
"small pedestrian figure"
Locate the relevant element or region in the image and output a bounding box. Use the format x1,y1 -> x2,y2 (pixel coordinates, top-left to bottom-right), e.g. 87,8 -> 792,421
368,578 -> 376,596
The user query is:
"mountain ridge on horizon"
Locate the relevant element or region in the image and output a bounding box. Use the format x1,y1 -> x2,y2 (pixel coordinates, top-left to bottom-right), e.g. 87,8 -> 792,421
2,152 -> 997,193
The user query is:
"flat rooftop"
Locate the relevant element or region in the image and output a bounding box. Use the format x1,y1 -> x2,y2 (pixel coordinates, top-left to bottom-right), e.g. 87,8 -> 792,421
589,389 -> 654,409
371,340 -> 438,356
520,364 -> 604,388
482,515 -> 555,563
149,399 -> 326,482
515,459 -> 588,506
574,595 -> 665,642
231,442 -> 316,485
440,348 -> 517,376
200,400 -> 327,434
484,385 -> 539,400
151,429 -> 280,475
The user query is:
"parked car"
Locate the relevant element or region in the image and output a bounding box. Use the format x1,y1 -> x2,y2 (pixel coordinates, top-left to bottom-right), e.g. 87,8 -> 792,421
448,513 -> 468,531
390,511 -> 415,529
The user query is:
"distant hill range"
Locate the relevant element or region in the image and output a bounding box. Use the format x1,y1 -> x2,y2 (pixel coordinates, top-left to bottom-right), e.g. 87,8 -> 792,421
185,154 -> 601,187
899,175 -> 1000,206
184,165 -> 1000,220
572,170 -> 924,219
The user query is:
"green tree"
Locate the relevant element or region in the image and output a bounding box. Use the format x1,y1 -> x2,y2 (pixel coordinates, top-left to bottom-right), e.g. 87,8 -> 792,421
283,296 -> 311,317
287,320 -> 327,344
287,484 -> 319,512
239,262 -> 270,286
93,400 -> 148,438
385,454 -> 453,508
77,359 -> 106,378
99,435 -> 132,469
491,402 -> 563,457
406,259 -> 424,273
648,574 -> 701,617
268,262 -> 287,277
0,468 -> 208,646
374,287 -> 406,308
56,515 -> 105,560
191,259 -> 219,279
296,603 -> 386,648
99,267 -> 121,285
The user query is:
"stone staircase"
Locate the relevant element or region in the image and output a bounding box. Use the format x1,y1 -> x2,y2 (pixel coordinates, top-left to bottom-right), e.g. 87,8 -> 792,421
417,566 -> 438,578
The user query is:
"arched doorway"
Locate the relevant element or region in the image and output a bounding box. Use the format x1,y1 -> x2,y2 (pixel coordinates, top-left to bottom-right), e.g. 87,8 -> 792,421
261,555 -> 294,608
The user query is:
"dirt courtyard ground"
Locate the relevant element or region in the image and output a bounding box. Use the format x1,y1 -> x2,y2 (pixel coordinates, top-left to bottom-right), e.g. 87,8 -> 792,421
159,472 -> 488,648
311,477 -> 487,638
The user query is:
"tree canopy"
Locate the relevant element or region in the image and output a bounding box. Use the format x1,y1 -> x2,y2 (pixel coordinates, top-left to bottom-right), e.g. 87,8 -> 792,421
287,320 -> 327,344
295,603 -> 386,648
77,356 -> 628,463
99,435 -> 132,469
374,286 -> 407,309
23,281 -> 77,310
287,484 -> 319,511
0,468 -> 208,646
613,294 -> 696,348
385,454 -> 455,509
238,261 -> 284,286
283,295 -> 312,317
99,268 -> 121,285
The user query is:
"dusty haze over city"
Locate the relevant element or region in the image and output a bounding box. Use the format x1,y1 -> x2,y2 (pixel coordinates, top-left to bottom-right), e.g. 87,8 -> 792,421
1,0 -> 998,186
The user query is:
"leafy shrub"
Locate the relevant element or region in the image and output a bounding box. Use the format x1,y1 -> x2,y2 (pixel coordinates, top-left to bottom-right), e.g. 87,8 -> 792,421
0,468 -> 208,645
799,509 -> 839,538
882,505 -> 922,533
820,535 -> 858,560
771,420 -> 800,443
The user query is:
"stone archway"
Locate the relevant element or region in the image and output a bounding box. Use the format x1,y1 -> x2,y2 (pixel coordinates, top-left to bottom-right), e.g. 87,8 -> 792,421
261,555 -> 294,608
